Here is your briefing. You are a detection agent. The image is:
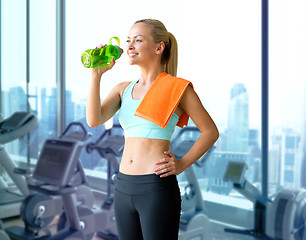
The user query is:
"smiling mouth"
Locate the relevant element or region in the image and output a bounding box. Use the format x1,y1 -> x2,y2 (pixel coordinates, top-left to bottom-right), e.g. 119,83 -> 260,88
128,52 -> 138,57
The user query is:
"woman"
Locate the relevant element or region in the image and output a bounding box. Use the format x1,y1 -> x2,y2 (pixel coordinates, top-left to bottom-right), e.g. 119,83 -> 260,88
86,19 -> 219,240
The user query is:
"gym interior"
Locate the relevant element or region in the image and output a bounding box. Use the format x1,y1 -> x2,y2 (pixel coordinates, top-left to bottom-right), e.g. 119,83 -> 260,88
1,0 -> 306,240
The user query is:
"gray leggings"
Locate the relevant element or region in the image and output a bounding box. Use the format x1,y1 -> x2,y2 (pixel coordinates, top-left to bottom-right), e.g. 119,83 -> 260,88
114,172 -> 181,240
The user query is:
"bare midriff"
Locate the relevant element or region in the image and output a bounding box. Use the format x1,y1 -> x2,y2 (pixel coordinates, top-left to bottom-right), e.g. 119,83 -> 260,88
119,138 -> 170,175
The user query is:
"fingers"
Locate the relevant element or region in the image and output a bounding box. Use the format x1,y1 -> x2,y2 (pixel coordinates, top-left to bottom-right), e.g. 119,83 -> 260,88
155,160 -> 175,172
110,57 -> 116,67
155,151 -> 173,165
92,57 -> 116,75
105,57 -> 116,71
92,44 -> 116,71
95,44 -> 107,49
155,162 -> 175,178
155,151 -> 176,178
164,150 -> 173,158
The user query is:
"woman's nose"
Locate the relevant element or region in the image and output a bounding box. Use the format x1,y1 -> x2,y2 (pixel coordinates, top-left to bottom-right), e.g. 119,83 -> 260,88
128,41 -> 135,50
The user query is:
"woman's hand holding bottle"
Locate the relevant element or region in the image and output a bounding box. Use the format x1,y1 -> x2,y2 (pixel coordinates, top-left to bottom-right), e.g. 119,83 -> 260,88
90,44 -> 116,80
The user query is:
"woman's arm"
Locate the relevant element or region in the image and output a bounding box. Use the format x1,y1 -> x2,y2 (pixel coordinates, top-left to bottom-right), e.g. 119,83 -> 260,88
175,85 -> 219,174
86,58 -> 123,127
155,85 -> 219,177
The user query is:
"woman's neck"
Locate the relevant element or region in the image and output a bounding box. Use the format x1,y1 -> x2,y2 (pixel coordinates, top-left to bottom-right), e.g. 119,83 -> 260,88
139,58 -> 164,86
139,65 -> 164,86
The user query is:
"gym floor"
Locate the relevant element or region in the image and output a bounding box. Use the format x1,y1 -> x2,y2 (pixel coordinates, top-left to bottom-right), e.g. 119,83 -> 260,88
3,216 -> 258,240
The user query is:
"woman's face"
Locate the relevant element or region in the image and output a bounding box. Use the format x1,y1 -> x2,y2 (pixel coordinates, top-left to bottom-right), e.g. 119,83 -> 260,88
126,23 -> 159,66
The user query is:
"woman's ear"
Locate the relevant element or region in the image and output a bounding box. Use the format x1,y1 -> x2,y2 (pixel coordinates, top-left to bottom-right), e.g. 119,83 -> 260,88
156,41 -> 165,55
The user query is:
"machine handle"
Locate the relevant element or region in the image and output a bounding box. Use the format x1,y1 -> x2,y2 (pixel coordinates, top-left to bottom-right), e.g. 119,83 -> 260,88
60,122 -> 89,141
86,124 -> 123,153
97,124 -> 123,145
194,145 -> 216,168
171,126 -> 215,168
171,126 -> 200,144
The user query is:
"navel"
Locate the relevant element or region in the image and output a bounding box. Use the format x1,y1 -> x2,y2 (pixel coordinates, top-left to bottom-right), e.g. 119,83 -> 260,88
129,159 -> 134,164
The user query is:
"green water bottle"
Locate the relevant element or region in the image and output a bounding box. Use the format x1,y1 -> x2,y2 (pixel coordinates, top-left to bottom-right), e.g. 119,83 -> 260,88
81,37 -> 123,68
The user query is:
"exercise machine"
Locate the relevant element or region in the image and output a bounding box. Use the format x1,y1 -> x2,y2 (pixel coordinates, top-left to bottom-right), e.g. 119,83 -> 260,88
5,122 -> 105,240
223,161 -> 268,238
265,188 -> 306,240
0,112 -> 38,216
4,120 -> 124,240
223,161 -> 306,240
86,124 -> 123,197
170,126 -> 214,240
0,112 -> 38,240
86,124 -> 124,240
6,122 -> 95,239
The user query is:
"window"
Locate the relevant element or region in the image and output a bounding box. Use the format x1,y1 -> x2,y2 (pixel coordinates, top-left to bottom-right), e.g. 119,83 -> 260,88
29,0 -> 56,158
284,170 -> 294,183
1,0 -> 27,162
0,0 -> 56,166
285,153 -> 295,166
269,0 -> 306,192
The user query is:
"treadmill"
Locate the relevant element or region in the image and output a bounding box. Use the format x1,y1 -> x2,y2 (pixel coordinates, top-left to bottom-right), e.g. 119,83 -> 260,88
0,111 -> 38,219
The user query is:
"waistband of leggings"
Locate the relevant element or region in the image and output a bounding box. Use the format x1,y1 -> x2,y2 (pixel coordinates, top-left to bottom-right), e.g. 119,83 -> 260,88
117,171 -> 177,184
115,172 -> 179,195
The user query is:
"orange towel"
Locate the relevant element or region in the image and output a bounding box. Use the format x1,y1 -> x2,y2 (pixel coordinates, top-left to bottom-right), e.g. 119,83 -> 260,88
135,72 -> 193,128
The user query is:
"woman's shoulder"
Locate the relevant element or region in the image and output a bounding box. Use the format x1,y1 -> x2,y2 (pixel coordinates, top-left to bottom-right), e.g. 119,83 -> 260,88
114,81 -> 133,98
117,81 -> 133,91
116,81 -> 133,88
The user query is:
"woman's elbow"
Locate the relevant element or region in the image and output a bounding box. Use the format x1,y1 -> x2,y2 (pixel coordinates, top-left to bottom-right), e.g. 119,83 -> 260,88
86,120 -> 95,128
86,118 -> 101,128
209,125 -> 219,143
213,127 -> 219,142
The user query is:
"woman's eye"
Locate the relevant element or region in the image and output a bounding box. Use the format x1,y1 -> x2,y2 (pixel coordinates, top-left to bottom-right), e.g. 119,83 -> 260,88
126,40 -> 131,43
136,39 -> 142,42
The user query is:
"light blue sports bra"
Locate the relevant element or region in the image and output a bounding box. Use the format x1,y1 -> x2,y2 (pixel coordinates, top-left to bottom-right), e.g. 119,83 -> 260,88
119,80 -> 179,141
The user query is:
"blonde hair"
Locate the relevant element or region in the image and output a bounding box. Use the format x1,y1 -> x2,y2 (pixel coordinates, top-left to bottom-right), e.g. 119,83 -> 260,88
134,19 -> 178,76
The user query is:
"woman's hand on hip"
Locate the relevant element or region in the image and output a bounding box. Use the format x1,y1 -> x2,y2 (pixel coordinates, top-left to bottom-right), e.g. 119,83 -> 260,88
155,150 -> 184,178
